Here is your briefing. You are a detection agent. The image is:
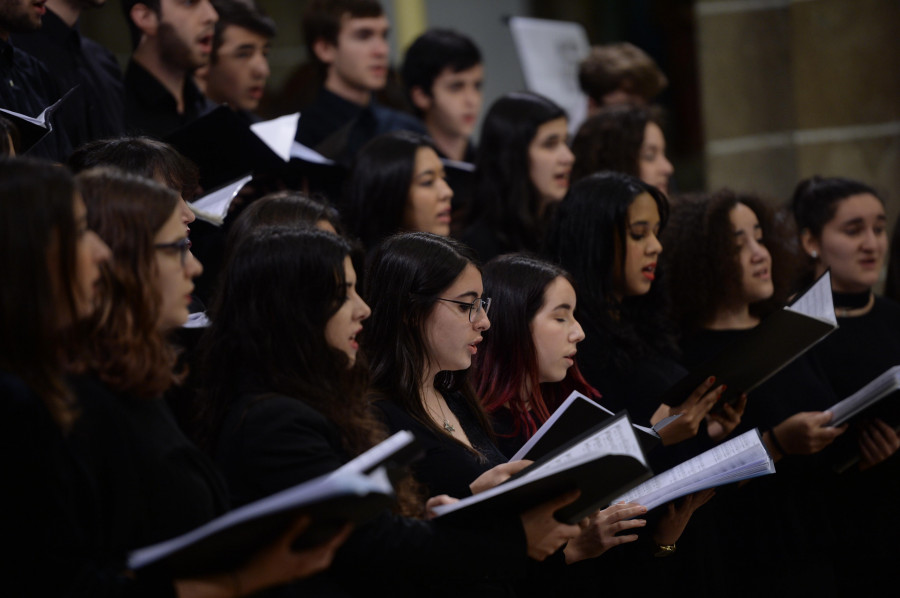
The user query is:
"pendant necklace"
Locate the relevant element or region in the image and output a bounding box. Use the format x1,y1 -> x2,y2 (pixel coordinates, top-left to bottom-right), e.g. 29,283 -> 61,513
432,398 -> 456,433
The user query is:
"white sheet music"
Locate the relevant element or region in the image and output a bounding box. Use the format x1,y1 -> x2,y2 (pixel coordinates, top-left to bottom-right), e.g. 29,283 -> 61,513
787,271 -> 836,325
612,429 -> 773,511
251,113 -> 300,162
189,174 -> 253,224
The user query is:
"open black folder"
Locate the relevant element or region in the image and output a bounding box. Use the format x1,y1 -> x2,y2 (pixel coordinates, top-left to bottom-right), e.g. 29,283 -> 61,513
432,412 -> 652,525
511,391 -> 663,460
660,270 -> 838,408
127,431 -> 421,578
0,87 -> 75,154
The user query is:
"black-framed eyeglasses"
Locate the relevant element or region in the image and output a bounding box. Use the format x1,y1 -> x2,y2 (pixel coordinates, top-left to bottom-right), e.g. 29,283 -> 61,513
436,296 -> 492,322
154,237 -> 192,267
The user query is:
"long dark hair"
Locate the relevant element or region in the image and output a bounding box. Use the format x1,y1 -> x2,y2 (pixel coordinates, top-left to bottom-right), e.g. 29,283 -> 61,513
75,168 -> 182,399
201,226 -> 379,458
790,175 -> 882,289
364,232 -> 494,453
344,130 -> 437,250
570,103 -> 662,183
473,254 -> 600,441
544,171 -> 674,371
0,158 -> 80,430
466,91 -> 567,253
662,190 -> 797,336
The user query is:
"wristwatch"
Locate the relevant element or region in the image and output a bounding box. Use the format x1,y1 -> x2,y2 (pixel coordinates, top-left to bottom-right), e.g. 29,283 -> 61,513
653,542 -> 677,557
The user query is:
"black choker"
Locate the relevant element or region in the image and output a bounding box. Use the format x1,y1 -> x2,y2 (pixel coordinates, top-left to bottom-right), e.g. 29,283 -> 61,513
832,290 -> 872,310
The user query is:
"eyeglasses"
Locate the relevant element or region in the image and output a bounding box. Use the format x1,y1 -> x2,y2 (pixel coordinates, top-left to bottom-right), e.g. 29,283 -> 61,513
436,296 -> 492,323
154,237 -> 192,267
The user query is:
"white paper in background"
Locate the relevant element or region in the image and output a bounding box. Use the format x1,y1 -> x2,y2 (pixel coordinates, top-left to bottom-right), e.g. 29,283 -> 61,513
190,174 -> 253,223
250,113 -> 300,162
508,16 -> 591,134
786,270 -> 836,325
290,141 -> 336,165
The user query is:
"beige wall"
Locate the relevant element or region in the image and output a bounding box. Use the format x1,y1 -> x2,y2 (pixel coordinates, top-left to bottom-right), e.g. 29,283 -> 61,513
696,0 -> 900,222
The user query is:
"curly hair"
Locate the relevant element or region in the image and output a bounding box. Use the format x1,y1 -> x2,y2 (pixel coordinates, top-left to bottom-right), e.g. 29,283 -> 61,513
662,189 -> 798,337
75,168 -> 182,399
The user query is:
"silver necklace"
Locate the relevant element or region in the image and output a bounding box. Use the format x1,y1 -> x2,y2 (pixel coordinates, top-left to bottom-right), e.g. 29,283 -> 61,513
430,397 -> 456,433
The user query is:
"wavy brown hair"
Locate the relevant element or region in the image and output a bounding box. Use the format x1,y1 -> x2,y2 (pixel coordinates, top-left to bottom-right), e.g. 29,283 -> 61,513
662,189 -> 797,336
0,158 -> 81,430
75,168 -> 182,398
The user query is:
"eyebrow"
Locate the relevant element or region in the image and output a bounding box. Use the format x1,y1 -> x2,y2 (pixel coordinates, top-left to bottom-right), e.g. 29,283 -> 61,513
453,290 -> 479,300
415,168 -> 445,181
551,303 -> 573,311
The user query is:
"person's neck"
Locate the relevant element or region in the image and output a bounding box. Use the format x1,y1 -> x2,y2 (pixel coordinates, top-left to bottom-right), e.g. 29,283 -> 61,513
46,0 -> 79,27
706,302 -> 758,330
324,73 -> 372,107
133,43 -> 188,113
426,121 -> 469,162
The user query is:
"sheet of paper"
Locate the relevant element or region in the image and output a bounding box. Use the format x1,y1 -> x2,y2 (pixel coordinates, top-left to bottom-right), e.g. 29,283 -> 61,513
290,141 -> 335,165
510,391 -> 612,461
508,16 -> 590,134
516,416 -> 646,484
829,365 -> 900,426
335,430 -> 415,476
613,429 -> 772,510
190,174 -> 253,222
251,113 -> 300,162
786,270 -> 836,325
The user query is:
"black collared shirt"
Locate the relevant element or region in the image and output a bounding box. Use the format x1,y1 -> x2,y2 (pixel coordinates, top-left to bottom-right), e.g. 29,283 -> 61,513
12,8 -> 125,150
124,58 -> 215,139
0,37 -> 73,161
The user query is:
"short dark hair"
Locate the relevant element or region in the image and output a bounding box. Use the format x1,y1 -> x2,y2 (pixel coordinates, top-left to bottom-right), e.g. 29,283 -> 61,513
68,137 -> 200,201
401,28 -> 481,113
302,0 -> 383,66
210,0 -> 276,64
121,0 -> 161,50
578,42 -> 667,104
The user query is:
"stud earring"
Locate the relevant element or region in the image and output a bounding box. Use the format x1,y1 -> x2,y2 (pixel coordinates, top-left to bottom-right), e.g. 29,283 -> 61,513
810,250 -> 818,259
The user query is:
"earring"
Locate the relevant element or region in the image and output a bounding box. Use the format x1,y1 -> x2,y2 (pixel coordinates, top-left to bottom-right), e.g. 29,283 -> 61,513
810,250 -> 818,259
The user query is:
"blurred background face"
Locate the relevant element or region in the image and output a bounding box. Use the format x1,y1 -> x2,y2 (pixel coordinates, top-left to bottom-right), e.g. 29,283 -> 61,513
528,116 -> 574,206
403,146 -> 452,236
810,193 -> 887,293
204,24 -> 271,111
638,121 -> 672,196
157,0 -> 218,71
730,202 -> 773,305
0,0 -> 44,33
422,64 -> 484,140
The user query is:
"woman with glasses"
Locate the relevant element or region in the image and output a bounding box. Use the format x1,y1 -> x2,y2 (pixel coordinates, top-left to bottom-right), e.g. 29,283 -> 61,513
363,233 -> 622,596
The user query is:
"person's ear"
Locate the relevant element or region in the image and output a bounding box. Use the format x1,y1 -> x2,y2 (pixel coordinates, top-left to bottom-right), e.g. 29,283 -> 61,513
130,2 -> 160,38
800,229 -> 820,259
410,86 -> 433,113
312,38 -> 337,66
